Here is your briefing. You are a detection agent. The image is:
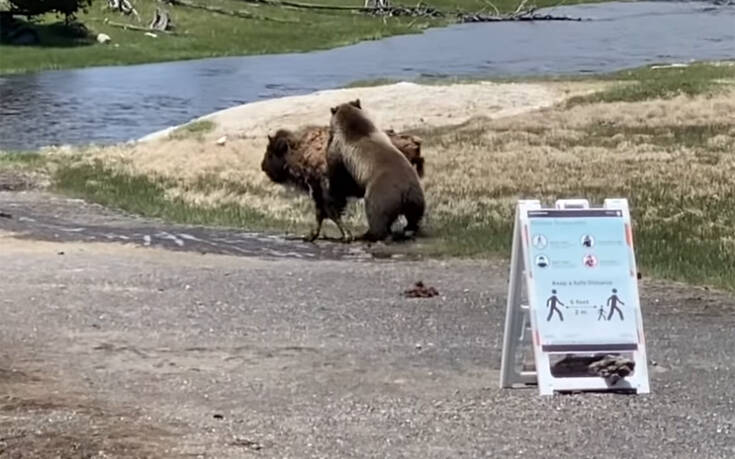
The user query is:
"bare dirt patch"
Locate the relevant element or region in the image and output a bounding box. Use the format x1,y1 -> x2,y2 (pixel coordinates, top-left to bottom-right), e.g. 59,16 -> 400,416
0,170 -> 48,192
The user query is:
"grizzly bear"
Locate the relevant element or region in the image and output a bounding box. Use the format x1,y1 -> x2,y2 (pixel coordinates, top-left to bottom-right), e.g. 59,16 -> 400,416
326,99 -> 425,242
261,120 -> 424,242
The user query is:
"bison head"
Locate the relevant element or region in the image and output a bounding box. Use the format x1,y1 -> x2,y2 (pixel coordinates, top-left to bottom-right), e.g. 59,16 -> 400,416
261,129 -> 295,183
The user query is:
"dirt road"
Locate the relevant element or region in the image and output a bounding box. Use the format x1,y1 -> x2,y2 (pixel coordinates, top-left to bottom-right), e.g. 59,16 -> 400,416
1,191 -> 735,458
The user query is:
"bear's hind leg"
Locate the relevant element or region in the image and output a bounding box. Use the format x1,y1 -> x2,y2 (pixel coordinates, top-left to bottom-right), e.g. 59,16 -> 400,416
358,189 -> 399,242
402,188 -> 425,238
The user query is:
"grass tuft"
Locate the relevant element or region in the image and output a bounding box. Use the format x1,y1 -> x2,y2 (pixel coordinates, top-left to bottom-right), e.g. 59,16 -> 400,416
0,151 -> 47,168
168,120 -> 216,140
566,61 -> 735,105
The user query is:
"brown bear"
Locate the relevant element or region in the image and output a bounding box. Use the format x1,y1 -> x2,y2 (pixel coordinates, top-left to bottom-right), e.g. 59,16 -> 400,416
261,121 -> 424,242
326,99 -> 425,242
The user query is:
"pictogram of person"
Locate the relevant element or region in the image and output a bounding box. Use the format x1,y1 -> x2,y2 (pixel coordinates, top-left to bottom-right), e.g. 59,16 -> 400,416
584,254 -> 598,268
582,235 -> 594,248
546,289 -> 565,322
606,288 -> 625,320
597,306 -> 606,321
533,234 -> 547,249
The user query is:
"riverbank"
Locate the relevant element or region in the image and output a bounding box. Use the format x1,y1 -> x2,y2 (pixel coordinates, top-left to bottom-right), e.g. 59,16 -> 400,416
2,61 -> 735,291
0,0 -> 597,75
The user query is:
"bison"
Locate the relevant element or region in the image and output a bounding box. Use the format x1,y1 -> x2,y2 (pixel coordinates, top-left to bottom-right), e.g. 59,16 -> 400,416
261,124 -> 424,242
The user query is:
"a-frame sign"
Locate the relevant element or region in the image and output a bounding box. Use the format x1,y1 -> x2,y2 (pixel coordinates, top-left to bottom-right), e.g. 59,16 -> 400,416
500,198 -> 650,395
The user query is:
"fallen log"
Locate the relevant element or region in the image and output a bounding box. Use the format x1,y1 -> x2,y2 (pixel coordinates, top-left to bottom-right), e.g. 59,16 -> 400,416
458,12 -> 584,22
101,18 -> 181,34
367,4 -> 443,17
238,0 -> 390,12
457,0 -> 583,22
237,0 -> 583,22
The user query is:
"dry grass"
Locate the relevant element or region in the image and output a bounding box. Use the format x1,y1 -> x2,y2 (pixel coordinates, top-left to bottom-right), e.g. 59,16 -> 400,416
71,136 -> 317,225
34,83 -> 735,290
420,92 -> 735,222
414,91 -> 735,289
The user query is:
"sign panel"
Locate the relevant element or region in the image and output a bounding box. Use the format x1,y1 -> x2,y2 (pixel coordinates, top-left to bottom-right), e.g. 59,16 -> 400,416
525,209 -> 640,352
500,198 -> 650,395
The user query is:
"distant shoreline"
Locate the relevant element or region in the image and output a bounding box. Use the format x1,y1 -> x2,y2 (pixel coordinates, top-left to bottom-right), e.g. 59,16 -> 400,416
0,0 -> 606,76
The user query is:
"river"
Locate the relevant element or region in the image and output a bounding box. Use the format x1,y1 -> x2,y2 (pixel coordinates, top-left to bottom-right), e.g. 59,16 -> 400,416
0,0 -> 733,150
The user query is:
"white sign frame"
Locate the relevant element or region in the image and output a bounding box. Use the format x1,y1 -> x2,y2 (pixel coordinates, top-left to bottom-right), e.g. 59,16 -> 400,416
499,198 -> 650,395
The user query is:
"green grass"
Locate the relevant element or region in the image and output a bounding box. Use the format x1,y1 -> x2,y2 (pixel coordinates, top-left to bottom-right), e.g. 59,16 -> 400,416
346,60 -> 735,103
0,151 -> 47,168
566,61 -> 735,105
52,159 -> 302,232
168,119 -> 216,140
1,0 -> 601,75
419,188 -> 735,292
492,123 -> 735,153
41,161 -> 735,293
407,98 -> 735,291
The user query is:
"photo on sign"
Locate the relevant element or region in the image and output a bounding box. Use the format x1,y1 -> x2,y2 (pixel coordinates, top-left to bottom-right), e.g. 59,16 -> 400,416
583,254 -> 598,268
535,254 -> 551,268
581,234 -> 595,248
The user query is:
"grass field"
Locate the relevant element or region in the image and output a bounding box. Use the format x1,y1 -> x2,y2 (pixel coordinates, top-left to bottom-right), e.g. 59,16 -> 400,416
1,0 -> 600,75
2,62 -> 734,291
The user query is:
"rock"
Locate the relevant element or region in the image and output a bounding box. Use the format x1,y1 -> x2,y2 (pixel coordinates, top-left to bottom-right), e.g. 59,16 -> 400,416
403,281 -> 439,298
216,135 -> 227,146
587,355 -> 636,383
97,33 -> 112,44
231,438 -> 262,450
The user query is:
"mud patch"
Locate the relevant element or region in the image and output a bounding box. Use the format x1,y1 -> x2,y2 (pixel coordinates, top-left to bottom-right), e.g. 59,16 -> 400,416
0,191 -> 420,262
0,170 -> 44,192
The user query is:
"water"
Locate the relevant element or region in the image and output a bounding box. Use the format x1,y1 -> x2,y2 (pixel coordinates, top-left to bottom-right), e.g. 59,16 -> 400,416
0,1 -> 733,150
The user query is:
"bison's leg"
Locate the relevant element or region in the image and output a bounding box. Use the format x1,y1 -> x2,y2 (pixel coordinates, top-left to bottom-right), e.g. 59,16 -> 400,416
324,154 -> 358,243
304,179 -> 327,242
304,176 -> 353,243
331,215 -> 353,243
324,186 -> 353,243
305,216 -> 324,242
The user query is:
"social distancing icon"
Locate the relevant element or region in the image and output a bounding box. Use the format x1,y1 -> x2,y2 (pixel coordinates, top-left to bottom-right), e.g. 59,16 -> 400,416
546,290 -> 565,322
499,198 -> 650,395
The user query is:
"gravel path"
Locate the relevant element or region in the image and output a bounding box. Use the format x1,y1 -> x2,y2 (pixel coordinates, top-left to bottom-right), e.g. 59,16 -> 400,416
1,191 -> 734,458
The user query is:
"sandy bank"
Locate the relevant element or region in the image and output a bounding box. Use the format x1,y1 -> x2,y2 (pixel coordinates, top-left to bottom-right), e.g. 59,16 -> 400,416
137,80 -> 604,142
